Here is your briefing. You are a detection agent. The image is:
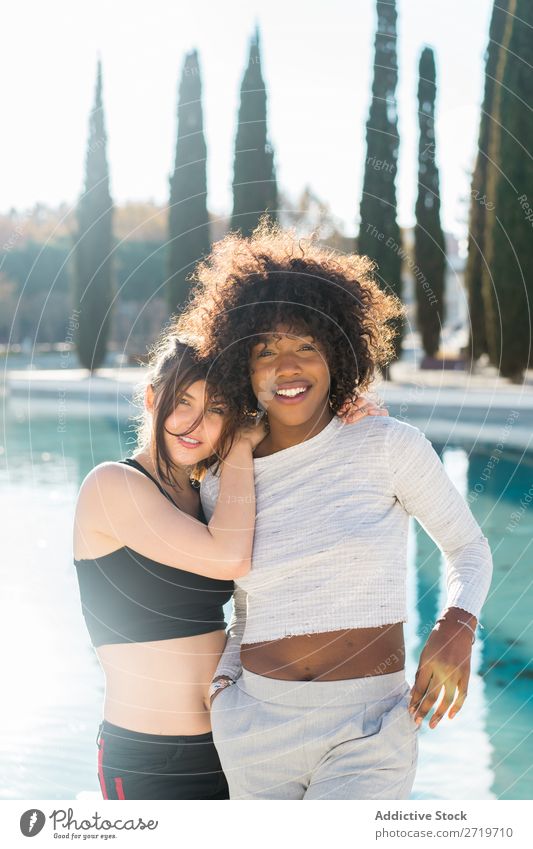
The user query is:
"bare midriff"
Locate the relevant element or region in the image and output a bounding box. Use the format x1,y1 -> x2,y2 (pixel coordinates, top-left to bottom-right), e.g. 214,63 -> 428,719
241,623 -> 405,681
97,629 -> 227,735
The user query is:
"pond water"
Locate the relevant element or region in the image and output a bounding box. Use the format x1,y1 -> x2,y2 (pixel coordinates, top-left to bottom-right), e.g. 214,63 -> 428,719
0,408 -> 531,800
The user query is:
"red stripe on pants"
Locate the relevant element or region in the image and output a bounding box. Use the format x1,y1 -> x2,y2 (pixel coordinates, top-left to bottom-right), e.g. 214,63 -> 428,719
114,777 -> 126,799
97,736 -> 109,799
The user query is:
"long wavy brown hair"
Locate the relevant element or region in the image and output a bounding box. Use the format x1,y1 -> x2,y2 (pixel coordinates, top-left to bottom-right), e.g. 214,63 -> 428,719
175,218 -> 405,427
133,332 -> 238,485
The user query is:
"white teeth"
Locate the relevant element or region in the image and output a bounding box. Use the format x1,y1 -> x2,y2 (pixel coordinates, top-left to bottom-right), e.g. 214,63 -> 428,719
180,436 -> 200,444
275,386 -> 308,397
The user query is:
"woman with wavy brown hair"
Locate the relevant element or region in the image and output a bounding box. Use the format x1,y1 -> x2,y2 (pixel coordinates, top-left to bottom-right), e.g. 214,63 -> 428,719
176,220 -> 493,800
73,334 -> 266,799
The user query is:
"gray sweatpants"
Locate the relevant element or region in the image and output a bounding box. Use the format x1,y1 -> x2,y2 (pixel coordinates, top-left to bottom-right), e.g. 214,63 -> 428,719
210,668 -> 419,800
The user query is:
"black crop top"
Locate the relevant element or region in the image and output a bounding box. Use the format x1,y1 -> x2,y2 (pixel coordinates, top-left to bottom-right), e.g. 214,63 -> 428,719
73,458 -> 234,647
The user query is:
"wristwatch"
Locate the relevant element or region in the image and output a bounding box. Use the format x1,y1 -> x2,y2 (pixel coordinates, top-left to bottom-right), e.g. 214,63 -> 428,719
208,678 -> 235,700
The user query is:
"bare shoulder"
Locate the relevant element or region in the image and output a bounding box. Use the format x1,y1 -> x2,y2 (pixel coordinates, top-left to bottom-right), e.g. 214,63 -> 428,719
77,461 -> 130,502
74,461 -> 163,555
76,461 -> 159,517
74,463 -> 129,557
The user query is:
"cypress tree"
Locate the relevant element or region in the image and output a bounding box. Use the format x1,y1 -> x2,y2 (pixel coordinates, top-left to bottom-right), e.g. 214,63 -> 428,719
167,50 -> 210,315
231,27 -> 278,237
465,0 -> 512,361
414,47 -> 446,360
483,0 -> 533,380
358,0 -> 402,365
74,58 -> 114,372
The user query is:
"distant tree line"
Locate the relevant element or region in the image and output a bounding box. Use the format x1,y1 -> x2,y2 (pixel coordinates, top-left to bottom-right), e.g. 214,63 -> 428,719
2,0 -> 529,383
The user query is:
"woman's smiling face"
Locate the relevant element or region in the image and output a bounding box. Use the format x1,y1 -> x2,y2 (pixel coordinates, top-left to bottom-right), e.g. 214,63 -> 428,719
148,378 -> 227,465
249,324 -> 331,427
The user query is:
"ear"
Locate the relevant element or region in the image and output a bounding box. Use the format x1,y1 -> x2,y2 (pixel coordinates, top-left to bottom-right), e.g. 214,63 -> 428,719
145,383 -> 155,413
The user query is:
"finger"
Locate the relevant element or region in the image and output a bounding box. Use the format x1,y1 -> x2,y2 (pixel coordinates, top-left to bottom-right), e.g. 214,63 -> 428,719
448,680 -> 469,719
415,680 -> 444,724
359,394 -> 385,409
428,683 -> 456,729
338,401 -> 359,417
344,400 -> 388,421
344,404 -> 369,420
409,667 -> 432,713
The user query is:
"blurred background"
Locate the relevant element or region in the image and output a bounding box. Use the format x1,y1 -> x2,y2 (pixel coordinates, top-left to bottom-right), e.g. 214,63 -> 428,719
0,0 -> 531,800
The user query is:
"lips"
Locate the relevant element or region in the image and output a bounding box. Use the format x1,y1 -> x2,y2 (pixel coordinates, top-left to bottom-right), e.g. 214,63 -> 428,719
273,382 -> 312,404
275,380 -> 312,391
177,435 -> 203,449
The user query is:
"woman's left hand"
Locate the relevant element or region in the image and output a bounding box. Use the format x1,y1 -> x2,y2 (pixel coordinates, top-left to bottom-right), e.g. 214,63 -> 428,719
408,615 -> 474,729
337,394 -> 388,423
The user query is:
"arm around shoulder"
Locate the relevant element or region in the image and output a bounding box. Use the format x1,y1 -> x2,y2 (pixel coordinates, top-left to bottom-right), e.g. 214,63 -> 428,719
75,461 -> 251,580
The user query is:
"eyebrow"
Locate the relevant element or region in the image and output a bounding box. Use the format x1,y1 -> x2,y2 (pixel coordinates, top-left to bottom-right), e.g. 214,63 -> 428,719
181,390 -> 226,406
253,333 -> 316,346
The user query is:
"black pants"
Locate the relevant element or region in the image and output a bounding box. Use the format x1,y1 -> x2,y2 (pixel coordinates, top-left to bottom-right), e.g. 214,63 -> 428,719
96,720 -> 229,800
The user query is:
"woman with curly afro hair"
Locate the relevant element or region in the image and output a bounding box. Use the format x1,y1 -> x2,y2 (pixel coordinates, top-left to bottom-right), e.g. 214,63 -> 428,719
176,219 -> 493,800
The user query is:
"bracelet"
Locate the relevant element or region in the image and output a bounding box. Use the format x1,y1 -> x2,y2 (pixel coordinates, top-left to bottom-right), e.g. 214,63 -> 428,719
208,678 -> 235,700
434,616 -> 480,645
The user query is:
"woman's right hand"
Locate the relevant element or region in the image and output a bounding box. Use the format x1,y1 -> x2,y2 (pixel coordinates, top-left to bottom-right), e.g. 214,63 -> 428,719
234,416 -> 268,451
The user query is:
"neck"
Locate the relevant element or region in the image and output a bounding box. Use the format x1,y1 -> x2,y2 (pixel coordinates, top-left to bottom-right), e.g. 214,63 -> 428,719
263,406 -> 334,456
133,448 -> 192,491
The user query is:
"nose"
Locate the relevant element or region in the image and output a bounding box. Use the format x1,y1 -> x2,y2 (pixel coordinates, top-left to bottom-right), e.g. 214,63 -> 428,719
276,351 -> 302,377
182,412 -> 204,437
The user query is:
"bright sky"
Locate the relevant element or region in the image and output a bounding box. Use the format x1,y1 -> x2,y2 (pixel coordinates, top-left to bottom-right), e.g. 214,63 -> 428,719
2,0 -> 493,237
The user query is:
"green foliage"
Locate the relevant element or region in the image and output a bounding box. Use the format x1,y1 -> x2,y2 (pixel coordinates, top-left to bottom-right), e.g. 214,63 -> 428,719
3,240 -> 164,303
231,27 -> 278,237
0,240 -> 72,343
116,241 -> 166,302
1,240 -> 71,297
73,59 -> 114,371
414,47 -> 446,358
358,0 -> 402,361
465,0 -> 512,360
483,0 -> 533,380
167,50 -> 211,315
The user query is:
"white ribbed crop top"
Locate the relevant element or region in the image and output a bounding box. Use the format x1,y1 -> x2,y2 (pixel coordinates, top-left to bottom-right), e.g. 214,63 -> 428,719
200,415 -> 493,682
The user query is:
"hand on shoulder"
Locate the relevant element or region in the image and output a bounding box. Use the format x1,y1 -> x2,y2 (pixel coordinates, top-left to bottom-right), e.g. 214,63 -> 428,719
337,393 -> 388,424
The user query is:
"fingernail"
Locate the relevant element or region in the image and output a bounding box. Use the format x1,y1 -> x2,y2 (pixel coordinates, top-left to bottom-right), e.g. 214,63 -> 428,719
415,717 -> 422,725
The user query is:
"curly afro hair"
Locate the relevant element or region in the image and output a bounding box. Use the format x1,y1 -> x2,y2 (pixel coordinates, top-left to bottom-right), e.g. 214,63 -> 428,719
176,218 -> 405,425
